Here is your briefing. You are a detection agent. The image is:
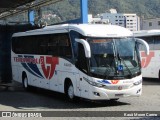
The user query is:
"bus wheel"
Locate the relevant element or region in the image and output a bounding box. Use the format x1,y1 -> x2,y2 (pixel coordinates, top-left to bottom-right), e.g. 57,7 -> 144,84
109,98 -> 119,101
66,82 -> 75,101
23,77 -> 29,90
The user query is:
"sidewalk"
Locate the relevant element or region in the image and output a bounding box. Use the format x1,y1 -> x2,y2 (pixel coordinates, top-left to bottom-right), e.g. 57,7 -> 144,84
0,79 -> 23,91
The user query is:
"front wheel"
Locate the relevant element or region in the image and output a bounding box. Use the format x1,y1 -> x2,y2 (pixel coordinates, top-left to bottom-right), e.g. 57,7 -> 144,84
109,98 -> 119,101
22,77 -> 29,90
66,82 -> 75,101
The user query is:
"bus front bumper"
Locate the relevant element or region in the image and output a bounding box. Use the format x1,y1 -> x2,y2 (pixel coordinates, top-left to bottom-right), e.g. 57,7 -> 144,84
88,84 -> 142,100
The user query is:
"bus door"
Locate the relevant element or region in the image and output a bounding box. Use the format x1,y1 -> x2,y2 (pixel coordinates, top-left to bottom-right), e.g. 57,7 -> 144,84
49,70 -> 59,91
76,43 -> 89,99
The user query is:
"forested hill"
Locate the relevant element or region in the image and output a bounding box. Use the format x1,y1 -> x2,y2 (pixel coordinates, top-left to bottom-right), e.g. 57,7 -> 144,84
42,0 -> 160,24
87,0 -> 160,19
88,0 -> 160,18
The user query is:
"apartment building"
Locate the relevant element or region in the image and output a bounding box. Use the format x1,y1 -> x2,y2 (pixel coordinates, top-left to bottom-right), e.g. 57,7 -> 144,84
89,9 -> 140,31
142,18 -> 160,30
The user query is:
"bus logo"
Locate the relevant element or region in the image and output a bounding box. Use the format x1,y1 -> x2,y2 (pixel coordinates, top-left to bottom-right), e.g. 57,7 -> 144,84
40,56 -> 59,80
111,80 -> 119,84
141,51 -> 154,68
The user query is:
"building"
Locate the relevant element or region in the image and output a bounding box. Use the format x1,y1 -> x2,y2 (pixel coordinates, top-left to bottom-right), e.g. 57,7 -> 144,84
88,14 -> 110,24
124,14 -> 140,31
89,9 -> 140,31
100,12 -> 140,31
142,18 -> 160,30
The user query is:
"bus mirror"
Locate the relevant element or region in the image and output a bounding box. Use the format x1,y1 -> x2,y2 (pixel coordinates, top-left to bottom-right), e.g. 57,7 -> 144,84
136,38 -> 149,55
75,39 -> 91,58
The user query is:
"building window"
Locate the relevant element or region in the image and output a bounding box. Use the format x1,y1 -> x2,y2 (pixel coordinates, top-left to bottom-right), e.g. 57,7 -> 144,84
149,22 -> 152,26
158,21 -> 160,25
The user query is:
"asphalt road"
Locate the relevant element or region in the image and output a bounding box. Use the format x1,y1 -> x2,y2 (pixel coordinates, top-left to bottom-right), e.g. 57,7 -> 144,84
0,78 -> 160,120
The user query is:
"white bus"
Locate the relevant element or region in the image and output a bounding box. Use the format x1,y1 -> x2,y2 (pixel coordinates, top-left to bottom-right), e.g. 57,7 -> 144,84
11,24 -> 149,101
134,30 -> 160,79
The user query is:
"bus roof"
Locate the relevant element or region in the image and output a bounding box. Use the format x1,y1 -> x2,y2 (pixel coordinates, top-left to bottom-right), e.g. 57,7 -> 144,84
12,24 -> 133,38
133,29 -> 160,37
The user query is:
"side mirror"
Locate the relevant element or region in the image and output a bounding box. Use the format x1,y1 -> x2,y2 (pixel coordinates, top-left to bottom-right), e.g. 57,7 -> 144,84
75,38 -> 91,58
136,38 -> 149,55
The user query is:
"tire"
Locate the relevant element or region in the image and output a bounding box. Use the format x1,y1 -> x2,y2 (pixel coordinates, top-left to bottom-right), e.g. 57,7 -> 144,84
109,98 -> 119,101
66,82 -> 75,101
22,77 -> 29,90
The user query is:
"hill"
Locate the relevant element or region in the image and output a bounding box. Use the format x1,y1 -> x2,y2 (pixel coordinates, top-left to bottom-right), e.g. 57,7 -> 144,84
41,0 -> 160,24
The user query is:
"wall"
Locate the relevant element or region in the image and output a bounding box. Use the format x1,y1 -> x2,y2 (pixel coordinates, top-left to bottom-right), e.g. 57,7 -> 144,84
0,24 -> 38,83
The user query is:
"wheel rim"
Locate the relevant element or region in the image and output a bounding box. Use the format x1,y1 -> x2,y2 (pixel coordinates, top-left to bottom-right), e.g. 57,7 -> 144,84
68,85 -> 74,99
24,78 -> 28,88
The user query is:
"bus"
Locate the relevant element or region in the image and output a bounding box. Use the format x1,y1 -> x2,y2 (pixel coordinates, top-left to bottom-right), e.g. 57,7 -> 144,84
11,24 -> 149,101
134,30 -> 160,80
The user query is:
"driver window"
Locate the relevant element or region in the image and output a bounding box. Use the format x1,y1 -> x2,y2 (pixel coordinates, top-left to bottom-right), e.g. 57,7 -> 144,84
76,43 -> 88,73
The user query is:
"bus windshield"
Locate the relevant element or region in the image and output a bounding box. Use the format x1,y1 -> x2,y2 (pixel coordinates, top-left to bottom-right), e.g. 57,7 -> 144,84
87,37 -> 141,79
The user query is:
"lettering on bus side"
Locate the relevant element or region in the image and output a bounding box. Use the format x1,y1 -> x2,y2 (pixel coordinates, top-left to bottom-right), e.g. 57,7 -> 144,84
64,63 -> 72,67
14,56 -> 59,80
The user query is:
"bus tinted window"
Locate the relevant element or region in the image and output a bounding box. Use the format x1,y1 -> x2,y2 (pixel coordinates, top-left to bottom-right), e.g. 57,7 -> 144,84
154,36 -> 160,50
69,30 -> 83,58
139,37 -> 154,50
58,34 -> 72,57
12,33 -> 72,58
12,37 -> 21,54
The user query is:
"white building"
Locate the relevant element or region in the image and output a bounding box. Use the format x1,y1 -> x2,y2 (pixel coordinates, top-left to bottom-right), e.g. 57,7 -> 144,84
142,18 -> 160,30
89,9 -> 140,31
100,13 -> 125,27
124,14 -> 140,31
99,12 -> 140,31
88,14 -> 110,24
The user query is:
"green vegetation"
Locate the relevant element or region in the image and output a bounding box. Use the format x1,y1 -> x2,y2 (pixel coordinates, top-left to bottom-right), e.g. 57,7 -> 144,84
7,0 -> 160,24
88,0 -> 160,19
40,0 -> 160,24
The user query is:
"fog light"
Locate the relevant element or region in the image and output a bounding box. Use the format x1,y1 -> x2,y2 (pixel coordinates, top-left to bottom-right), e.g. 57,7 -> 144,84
137,89 -> 141,94
93,92 -> 100,96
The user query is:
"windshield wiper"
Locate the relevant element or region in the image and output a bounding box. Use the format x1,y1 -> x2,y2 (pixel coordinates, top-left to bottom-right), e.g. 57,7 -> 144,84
117,53 -> 133,77
103,65 -> 112,78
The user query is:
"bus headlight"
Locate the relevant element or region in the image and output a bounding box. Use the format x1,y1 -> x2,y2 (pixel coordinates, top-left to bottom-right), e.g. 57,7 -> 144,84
133,79 -> 142,86
85,79 -> 105,87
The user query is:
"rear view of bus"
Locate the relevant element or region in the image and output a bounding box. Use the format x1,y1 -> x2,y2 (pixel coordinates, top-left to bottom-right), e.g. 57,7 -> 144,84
11,24 -> 149,101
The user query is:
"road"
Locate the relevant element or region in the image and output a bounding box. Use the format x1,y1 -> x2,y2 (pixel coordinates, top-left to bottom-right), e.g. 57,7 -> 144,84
0,78 -> 160,120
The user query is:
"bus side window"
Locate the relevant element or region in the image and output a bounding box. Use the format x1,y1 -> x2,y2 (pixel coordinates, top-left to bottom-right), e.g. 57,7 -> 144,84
38,35 -> 48,55
69,30 -> 83,60
154,36 -> 160,50
76,43 -> 88,73
139,37 -> 154,50
24,36 -> 38,54
48,34 -> 58,56
12,37 -> 21,54
59,34 -> 72,58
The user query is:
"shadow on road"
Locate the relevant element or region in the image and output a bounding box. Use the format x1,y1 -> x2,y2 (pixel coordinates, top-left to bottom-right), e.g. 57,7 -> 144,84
142,78 -> 160,85
0,84 -> 130,110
